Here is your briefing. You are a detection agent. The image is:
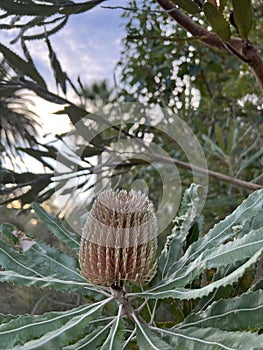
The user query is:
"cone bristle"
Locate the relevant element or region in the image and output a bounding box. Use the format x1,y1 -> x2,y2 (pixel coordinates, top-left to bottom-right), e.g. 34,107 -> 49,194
79,189 -> 157,286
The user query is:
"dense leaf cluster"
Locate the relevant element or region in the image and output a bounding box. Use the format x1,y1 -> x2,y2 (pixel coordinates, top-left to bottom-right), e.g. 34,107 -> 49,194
0,186 -> 262,349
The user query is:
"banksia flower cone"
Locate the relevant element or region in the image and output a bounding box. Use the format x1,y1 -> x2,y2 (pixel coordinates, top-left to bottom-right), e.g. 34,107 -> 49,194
79,189 -> 158,287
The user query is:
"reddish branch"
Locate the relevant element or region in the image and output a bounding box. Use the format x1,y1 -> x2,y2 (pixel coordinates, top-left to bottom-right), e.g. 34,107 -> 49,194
151,154 -> 262,191
155,0 -> 263,93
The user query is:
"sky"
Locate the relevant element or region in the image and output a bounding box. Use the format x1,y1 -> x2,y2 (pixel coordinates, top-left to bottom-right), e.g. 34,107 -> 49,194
1,1 -> 130,136
0,0 -> 133,180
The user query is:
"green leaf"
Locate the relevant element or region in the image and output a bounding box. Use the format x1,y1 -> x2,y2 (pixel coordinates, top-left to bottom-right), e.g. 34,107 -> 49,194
0,314 -> 16,325
175,183 -> 204,241
77,145 -> 102,159
236,148 -> 263,177
59,105 -> 90,124
0,169 -> 47,186
152,325 -> 263,350
46,37 -> 68,93
0,43 -> 46,88
136,189 -> 263,300
64,321 -> 113,350
0,299 -> 111,349
202,134 -> 226,158
101,305 -> 124,350
59,0 -> 106,15
10,16 -> 47,44
0,270 -> 98,295
18,176 -> 52,205
0,237 -> 94,294
165,188 -> 263,281
156,184 -> 203,281
0,223 -> 18,244
31,203 -> 80,252
214,124 -> 225,153
19,147 -> 57,169
171,0 -> 201,15
161,227 -> 263,289
203,2 -> 231,41
136,249 -> 263,300
0,223 -> 104,295
219,0 -> 227,13
180,289 -> 263,331
226,119 -> 237,155
0,0 -> 59,16
23,17 -> 68,41
232,0 -> 253,40
134,316 -> 173,350
0,84 -> 18,97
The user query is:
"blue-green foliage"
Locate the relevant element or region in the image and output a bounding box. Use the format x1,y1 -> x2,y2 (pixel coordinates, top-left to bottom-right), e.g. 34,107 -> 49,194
0,186 -> 262,349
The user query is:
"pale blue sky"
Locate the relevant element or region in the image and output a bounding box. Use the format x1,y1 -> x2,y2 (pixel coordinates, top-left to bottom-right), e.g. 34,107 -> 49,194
1,1 -> 131,170
37,2 -> 129,87
0,1 -> 130,89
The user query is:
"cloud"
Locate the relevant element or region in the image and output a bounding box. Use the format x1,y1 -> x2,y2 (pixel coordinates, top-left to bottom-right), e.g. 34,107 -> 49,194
1,1 -> 130,170
1,2 -> 128,88
52,7 -> 125,83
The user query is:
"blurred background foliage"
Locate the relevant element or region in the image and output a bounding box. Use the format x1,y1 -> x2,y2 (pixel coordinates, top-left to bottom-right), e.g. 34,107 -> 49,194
0,0 -> 263,315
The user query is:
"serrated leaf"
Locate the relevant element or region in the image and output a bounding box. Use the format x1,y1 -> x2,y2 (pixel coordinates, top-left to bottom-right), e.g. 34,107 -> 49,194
172,0 -> 201,14
165,227 -> 263,288
156,231 -> 183,283
23,16 -> 68,41
0,43 -> 46,88
134,316 -> 173,350
136,249 -> 263,300
164,188 -> 263,281
156,184 -> 203,281
46,37 -> 68,93
0,314 -> 17,325
203,2 -> 231,41
77,145 -> 102,159
153,325 -> 263,350
19,147 -> 57,165
0,0 -> 58,16
0,236 -> 95,294
31,203 -> 80,252
10,16 -> 47,44
59,0 -> 106,15
180,289 -> 263,331
17,300 -> 110,349
232,0 -> 253,40
0,299 -> 110,349
147,189 -> 263,294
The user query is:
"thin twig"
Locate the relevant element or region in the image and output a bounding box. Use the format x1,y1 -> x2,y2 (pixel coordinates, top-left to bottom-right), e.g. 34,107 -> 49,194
151,154 -> 262,190
127,33 -> 205,42
4,79 -> 262,191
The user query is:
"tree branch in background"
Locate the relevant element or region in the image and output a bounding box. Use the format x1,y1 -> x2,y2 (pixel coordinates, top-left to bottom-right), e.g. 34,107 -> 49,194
155,0 -> 263,93
2,79 -> 261,196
